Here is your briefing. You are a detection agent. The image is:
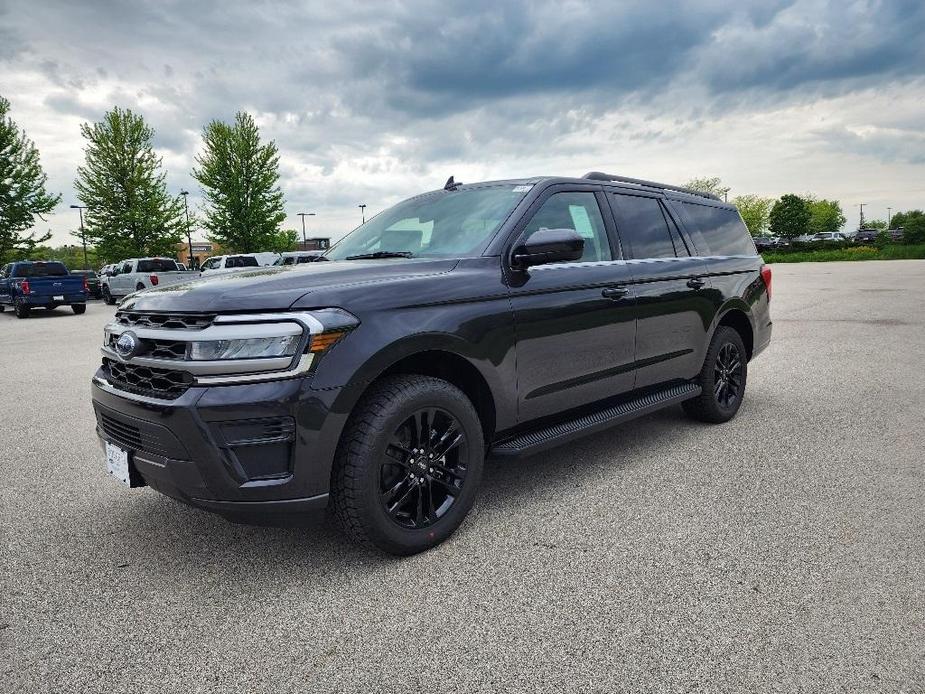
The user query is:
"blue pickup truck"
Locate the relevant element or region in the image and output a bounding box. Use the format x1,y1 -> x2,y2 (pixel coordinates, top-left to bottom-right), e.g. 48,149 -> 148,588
0,261 -> 88,318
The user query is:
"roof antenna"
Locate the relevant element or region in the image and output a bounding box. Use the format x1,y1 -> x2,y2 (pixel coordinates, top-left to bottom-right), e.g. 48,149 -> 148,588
444,175 -> 461,191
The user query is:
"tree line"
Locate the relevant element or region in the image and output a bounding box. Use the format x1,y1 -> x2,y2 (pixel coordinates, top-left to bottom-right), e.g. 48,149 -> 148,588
1,94 -> 293,264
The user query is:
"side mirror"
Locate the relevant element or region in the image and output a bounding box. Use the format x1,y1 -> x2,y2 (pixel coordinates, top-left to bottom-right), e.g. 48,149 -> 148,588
512,228 -> 584,270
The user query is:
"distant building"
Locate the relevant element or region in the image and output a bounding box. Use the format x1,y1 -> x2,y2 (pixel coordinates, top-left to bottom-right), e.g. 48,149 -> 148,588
176,241 -> 220,269
296,237 -> 331,252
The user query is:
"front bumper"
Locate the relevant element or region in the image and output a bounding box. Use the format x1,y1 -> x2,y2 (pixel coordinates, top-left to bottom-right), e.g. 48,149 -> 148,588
91,368 -> 355,525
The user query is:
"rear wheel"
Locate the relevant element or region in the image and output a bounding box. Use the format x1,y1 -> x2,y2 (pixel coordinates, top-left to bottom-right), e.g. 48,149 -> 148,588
331,375 -> 484,555
71,304 -> 86,315
14,301 -> 30,319
683,326 -> 748,423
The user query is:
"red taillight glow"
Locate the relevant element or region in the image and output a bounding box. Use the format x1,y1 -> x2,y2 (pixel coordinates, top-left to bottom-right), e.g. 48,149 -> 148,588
760,265 -> 772,300
20,279 -> 31,294
83,276 -> 89,293
149,274 -> 159,286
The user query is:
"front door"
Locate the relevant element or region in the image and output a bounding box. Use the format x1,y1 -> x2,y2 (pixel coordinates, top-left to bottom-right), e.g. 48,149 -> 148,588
509,188 -> 638,422
608,192 -> 712,389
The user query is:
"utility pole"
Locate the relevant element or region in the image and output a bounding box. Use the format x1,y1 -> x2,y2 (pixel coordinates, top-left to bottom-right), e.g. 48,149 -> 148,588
887,207 -> 892,230
69,205 -> 89,270
359,204 -> 367,224
297,212 -> 315,247
857,203 -> 866,230
179,190 -> 193,267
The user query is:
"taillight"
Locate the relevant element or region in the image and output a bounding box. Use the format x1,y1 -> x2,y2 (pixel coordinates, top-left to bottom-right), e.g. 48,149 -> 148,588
83,276 -> 89,293
20,279 -> 31,294
149,274 -> 159,286
760,265 -> 772,301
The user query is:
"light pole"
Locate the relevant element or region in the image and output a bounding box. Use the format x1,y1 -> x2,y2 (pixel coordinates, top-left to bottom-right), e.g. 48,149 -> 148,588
297,212 -> 316,247
857,203 -> 866,230
359,204 -> 367,225
887,207 -> 892,230
69,205 -> 89,270
179,190 -> 193,267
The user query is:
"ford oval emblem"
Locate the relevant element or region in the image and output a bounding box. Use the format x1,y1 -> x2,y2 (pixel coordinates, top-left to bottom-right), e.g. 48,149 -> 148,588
115,331 -> 139,358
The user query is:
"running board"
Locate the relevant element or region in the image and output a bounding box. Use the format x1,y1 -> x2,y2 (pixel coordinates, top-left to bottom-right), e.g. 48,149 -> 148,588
489,382 -> 701,459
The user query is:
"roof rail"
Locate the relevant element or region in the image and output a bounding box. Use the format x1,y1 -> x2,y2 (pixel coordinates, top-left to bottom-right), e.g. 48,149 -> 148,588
581,171 -> 721,201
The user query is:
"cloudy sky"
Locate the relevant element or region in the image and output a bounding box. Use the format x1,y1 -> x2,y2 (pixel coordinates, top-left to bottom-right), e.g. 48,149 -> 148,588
3,0 -> 925,246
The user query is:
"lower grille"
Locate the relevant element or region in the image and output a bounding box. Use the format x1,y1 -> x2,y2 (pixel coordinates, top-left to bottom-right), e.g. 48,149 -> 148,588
99,412 -> 143,450
104,358 -> 194,399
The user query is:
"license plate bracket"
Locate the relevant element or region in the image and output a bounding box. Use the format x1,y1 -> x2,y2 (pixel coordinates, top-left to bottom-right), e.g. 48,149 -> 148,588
105,441 -> 144,488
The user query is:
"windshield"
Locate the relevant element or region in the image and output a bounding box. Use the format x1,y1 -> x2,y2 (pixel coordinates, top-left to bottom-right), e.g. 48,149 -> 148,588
325,185 -> 528,260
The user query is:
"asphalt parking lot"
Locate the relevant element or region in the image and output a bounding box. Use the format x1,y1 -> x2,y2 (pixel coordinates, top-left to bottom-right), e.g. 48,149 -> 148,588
2,260 -> 923,693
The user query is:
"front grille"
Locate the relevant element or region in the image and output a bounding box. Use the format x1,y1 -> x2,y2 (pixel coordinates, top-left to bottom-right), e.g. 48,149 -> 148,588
99,412 -> 143,450
106,334 -> 189,360
115,311 -> 215,330
104,358 -> 194,399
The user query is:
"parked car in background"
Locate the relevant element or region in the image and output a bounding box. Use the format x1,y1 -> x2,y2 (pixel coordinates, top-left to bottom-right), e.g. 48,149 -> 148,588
91,171 -> 772,555
793,233 -> 815,244
890,228 -> 904,242
199,252 -> 281,276
811,232 -> 848,243
854,229 -> 879,244
102,257 -> 200,305
0,260 -> 88,318
276,251 -> 327,265
754,235 -> 787,251
71,270 -> 102,299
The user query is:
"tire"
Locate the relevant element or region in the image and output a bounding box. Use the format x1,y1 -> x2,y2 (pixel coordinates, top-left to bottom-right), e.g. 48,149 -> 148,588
14,301 -> 30,319
136,283 -> 145,292
102,287 -> 115,305
683,326 -> 748,424
72,304 -> 86,315
331,374 -> 485,556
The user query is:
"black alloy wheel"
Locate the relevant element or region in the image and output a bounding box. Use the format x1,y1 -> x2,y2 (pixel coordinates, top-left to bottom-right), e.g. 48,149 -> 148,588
713,342 -> 743,409
379,407 -> 468,530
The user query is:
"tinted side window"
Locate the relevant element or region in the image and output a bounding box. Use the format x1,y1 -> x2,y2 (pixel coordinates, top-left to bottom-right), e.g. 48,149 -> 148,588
523,192 -> 611,262
611,194 -> 677,259
241,256 -> 259,267
677,202 -> 756,256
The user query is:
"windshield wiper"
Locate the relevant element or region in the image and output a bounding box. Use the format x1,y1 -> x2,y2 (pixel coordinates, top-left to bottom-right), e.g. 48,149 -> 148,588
344,251 -> 414,260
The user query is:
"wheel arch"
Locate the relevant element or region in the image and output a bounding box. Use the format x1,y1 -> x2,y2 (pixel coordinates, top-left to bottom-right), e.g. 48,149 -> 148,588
714,304 -> 755,360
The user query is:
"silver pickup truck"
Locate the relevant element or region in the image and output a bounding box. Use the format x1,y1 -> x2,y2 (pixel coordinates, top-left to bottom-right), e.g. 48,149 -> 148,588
101,257 -> 200,304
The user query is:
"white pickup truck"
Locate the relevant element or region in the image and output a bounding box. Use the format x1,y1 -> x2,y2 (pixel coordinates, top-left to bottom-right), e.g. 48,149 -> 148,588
101,257 -> 200,304
199,252 -> 280,276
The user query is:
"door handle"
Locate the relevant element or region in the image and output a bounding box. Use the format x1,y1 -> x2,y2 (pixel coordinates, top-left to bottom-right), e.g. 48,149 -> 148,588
687,277 -> 706,289
601,287 -> 628,300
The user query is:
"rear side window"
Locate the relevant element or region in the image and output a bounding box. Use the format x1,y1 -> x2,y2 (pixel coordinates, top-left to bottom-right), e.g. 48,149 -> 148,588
240,256 -> 259,267
610,194 -> 680,259
675,202 -> 756,256
13,262 -> 69,277
137,259 -> 178,272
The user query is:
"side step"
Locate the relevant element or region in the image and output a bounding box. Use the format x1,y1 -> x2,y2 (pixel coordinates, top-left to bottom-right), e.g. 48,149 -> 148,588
489,382 -> 701,459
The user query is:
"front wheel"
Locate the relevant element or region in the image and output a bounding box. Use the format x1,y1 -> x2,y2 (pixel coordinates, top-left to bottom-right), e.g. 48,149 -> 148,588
72,304 -> 87,315
102,287 -> 115,305
331,375 -> 485,556
683,326 -> 748,423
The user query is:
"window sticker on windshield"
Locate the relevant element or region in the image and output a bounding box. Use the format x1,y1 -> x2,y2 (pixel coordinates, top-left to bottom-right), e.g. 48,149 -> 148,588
568,204 -> 594,238
512,185 -> 533,193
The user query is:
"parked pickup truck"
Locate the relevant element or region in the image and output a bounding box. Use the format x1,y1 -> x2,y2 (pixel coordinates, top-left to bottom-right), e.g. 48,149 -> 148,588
102,258 -> 200,305
199,253 -> 280,276
0,260 -> 88,318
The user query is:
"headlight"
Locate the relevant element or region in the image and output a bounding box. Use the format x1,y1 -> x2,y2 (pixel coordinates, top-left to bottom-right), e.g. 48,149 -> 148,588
189,335 -> 301,360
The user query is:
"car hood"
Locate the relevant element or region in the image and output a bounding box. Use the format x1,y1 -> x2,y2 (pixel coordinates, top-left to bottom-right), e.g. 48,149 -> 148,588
119,258 -> 458,312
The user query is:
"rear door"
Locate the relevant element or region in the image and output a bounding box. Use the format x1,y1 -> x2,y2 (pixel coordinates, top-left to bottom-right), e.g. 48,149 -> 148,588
608,191 -> 712,389
509,185 -> 638,422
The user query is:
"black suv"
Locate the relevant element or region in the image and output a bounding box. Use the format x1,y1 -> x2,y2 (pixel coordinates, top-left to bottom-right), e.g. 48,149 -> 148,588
91,172 -> 772,555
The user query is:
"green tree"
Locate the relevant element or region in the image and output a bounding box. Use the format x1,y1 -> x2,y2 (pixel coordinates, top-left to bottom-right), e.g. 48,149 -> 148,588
74,107 -> 185,262
732,194 -> 773,236
0,95 -> 60,263
807,198 -> 847,235
684,176 -> 730,200
891,210 -> 925,244
863,219 -> 887,231
267,229 -> 298,253
769,194 -> 811,239
193,111 -> 286,252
